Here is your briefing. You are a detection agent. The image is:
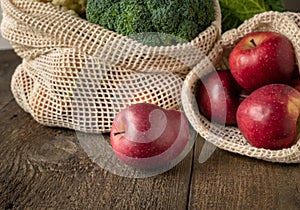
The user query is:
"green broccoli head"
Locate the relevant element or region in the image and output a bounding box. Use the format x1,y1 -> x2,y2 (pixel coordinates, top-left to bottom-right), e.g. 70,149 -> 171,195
86,0 -> 215,46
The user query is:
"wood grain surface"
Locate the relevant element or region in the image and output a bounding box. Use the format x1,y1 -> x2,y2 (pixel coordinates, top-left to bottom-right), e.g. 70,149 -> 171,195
0,50 -> 21,109
190,140 -> 300,210
0,50 -> 299,209
0,101 -> 193,209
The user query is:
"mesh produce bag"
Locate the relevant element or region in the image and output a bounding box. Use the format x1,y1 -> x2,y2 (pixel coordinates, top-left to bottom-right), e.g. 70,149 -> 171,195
1,0 -> 221,133
182,11 -> 300,163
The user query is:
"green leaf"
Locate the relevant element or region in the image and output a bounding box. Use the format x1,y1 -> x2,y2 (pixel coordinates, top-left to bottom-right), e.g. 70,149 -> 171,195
219,0 -> 286,31
265,0 -> 286,12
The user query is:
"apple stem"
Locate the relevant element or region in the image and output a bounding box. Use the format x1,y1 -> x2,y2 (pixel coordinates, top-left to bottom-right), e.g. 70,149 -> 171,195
114,131 -> 125,136
239,93 -> 249,98
250,38 -> 257,47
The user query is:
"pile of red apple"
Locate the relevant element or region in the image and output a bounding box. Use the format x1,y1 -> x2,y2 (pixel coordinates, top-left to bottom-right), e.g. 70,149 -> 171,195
197,31 -> 299,150
108,31 -> 299,169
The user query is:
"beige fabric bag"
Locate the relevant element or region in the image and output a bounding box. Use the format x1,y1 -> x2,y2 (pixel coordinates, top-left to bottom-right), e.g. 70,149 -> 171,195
1,0 -> 221,133
182,11 -> 300,163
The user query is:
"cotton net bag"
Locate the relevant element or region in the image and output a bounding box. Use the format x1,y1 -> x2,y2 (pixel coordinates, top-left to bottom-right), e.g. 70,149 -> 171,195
0,0 -> 221,133
182,11 -> 300,163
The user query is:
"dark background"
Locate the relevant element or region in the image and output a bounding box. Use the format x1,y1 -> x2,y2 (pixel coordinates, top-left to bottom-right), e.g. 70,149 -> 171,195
283,0 -> 300,12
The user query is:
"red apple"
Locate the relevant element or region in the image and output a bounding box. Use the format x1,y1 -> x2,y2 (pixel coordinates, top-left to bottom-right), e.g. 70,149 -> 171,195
197,70 -> 244,125
229,31 -> 296,91
236,84 -> 300,150
110,103 -> 189,169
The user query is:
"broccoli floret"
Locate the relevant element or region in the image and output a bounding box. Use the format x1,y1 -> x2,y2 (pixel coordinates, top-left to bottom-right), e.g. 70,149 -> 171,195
115,2 -> 154,35
149,0 -> 210,41
89,1 -> 153,35
86,0 -> 215,46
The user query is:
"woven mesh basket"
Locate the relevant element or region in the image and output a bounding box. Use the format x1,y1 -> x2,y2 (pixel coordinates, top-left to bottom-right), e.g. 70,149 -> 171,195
1,0 -> 221,133
182,11 -> 300,163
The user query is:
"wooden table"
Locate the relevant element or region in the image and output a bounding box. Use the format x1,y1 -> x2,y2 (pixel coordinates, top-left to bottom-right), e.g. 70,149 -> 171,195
0,50 -> 299,210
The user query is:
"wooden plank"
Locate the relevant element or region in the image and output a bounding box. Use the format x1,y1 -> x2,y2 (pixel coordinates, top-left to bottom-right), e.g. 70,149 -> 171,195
188,137 -> 300,209
0,50 -> 22,109
0,100 -> 194,209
